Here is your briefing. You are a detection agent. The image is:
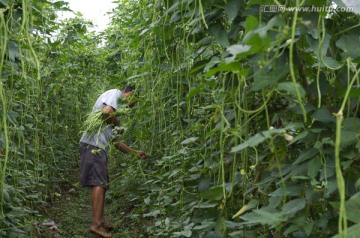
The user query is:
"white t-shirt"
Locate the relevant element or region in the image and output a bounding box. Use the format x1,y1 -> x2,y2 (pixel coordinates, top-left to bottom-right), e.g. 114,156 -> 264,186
80,89 -> 122,151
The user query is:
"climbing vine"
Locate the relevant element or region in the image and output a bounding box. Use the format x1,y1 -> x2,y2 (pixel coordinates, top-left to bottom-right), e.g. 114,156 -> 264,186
0,0 -> 107,236
106,0 -> 360,237
0,0 -> 359,237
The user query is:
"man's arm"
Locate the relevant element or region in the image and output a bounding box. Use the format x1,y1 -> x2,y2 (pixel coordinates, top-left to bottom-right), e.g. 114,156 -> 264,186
104,104 -> 147,159
102,105 -> 119,126
114,140 -> 147,159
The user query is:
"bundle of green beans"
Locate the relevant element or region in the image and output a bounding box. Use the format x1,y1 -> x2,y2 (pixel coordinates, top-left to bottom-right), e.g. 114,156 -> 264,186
81,105 -> 131,136
80,109 -> 105,137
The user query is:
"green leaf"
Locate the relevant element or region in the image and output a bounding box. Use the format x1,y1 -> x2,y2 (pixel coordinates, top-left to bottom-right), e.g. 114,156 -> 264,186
304,222 -> 314,236
199,186 -> 224,201
336,34 -> 360,59
245,15 -> 258,33
165,1 -> 179,13
198,177 -> 211,192
284,224 -> 300,236
230,133 -> 268,153
232,199 -> 259,218
226,44 -> 252,57
345,192 -> 360,223
186,86 -> 203,101
307,156 -> 322,179
229,230 -> 255,237
190,59 -> 209,74
173,230 -> 192,237
341,118 -> 360,147
332,224 -> 360,238
277,82 -> 306,98
344,87 -> 360,98
8,41 -> 19,62
231,124 -> 303,153
288,130 -> 308,145
205,61 -> 250,77
2,184 -> 10,202
0,0 -> 9,6
355,178 -> 360,190
252,67 -> 289,91
244,33 -> 270,53
321,56 -> 343,70
193,221 -> 216,230
193,202 -> 217,208
209,24 -> 230,47
144,197 -> 150,205
52,1 -> 68,9
170,11 -> 181,23
340,129 -> 358,148
240,208 -> 283,227
225,0 -> 242,23
204,56 -> 221,73
313,108 -> 336,123
269,184 -> 304,197
267,15 -> 286,29
143,209 -> 161,217
282,198 -> 306,216
215,218 -> 227,236
181,137 -> 199,145
284,163 -> 309,181
308,32 -> 330,57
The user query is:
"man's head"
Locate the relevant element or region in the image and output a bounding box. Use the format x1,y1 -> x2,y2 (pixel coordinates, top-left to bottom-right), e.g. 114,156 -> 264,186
123,85 -> 135,93
121,85 -> 137,108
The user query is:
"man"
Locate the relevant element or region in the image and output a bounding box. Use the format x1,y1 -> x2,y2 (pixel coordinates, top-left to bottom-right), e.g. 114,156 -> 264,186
79,86 -> 147,238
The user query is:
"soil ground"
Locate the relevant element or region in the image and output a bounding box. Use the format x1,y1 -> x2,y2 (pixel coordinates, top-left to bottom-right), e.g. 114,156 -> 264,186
35,167 -> 149,238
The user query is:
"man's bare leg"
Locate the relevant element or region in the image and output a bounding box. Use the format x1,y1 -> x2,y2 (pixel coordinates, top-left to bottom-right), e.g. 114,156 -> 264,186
100,190 -> 112,228
90,186 -> 112,237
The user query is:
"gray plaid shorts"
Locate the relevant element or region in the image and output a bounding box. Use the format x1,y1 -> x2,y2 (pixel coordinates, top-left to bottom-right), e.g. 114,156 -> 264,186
79,143 -> 109,188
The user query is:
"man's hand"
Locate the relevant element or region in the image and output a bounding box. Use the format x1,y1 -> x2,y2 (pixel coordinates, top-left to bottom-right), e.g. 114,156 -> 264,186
114,141 -> 147,160
114,126 -> 125,135
102,105 -> 120,126
137,151 -> 147,160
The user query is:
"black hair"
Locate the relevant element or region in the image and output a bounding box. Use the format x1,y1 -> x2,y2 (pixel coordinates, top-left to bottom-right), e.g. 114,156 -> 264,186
122,85 -> 135,93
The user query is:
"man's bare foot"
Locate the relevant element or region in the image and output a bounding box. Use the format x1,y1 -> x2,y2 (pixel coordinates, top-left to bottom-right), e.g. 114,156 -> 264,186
90,224 -> 112,238
102,221 -> 115,231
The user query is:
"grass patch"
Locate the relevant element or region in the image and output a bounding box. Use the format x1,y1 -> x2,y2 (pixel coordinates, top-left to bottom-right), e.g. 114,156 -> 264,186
36,166 -> 151,237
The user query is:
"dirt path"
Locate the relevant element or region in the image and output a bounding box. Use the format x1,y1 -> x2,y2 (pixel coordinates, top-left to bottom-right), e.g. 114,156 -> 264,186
37,168 -> 148,238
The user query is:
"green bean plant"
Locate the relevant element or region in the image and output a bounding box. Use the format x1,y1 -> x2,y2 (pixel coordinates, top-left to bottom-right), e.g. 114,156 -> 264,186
0,0 -> 108,236
105,0 -> 360,237
1,0 -> 358,237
